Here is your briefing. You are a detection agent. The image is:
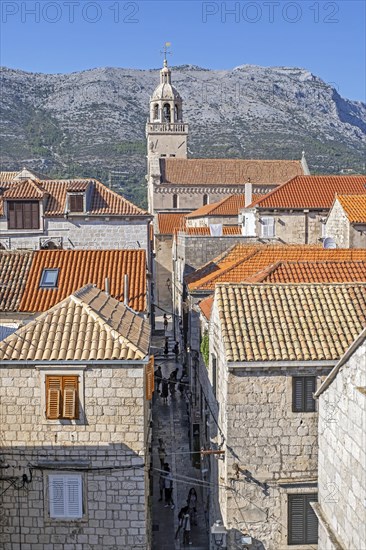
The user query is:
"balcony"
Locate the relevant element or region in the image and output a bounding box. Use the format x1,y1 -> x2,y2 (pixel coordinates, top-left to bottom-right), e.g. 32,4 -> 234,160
146,122 -> 188,133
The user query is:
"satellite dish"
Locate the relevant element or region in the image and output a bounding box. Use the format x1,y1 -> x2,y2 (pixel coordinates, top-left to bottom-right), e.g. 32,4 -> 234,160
323,237 -> 337,249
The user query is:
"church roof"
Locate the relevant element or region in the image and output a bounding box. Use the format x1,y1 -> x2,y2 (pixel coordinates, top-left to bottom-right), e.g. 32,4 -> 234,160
160,158 -> 304,186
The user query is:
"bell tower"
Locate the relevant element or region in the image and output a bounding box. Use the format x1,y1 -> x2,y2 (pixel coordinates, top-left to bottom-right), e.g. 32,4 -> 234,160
146,54 -> 188,162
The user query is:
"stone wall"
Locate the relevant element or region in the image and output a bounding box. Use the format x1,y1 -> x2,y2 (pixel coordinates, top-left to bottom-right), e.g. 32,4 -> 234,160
317,339 -> 366,550
325,200 -> 350,247
255,210 -> 325,244
0,217 -> 150,252
155,234 -> 174,310
0,363 -> 151,550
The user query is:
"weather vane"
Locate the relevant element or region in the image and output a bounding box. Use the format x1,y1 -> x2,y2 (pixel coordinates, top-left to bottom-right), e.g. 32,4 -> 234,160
160,42 -> 172,66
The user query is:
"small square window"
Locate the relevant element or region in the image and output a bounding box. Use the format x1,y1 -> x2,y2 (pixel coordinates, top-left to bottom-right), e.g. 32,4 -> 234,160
40,269 -> 59,289
49,474 -> 83,519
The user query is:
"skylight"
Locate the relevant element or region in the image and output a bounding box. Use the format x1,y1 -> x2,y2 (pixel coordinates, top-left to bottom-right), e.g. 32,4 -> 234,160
39,268 -> 59,289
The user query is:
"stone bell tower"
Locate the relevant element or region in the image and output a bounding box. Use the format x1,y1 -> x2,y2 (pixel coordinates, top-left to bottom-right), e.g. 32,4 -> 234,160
146,56 -> 188,166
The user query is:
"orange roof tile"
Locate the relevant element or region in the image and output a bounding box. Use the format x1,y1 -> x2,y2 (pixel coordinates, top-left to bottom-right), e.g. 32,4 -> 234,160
249,175 -> 366,210
158,213 -> 187,234
199,295 -> 214,320
160,158 -> 304,185
247,260 -> 366,283
0,251 -> 33,312
186,193 -> 261,219
0,285 -> 150,362
189,246 -> 366,291
3,179 -> 46,199
216,283 -> 366,362
0,178 -> 148,217
19,249 -> 147,313
184,226 -> 242,235
0,172 -> 19,182
337,194 -> 366,223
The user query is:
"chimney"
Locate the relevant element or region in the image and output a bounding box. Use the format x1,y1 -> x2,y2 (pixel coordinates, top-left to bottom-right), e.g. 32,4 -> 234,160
124,274 -> 129,306
245,182 -> 252,207
105,278 -> 110,296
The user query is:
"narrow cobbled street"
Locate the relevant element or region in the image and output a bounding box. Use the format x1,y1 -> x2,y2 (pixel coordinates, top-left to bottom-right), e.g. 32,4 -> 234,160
151,317 -> 209,550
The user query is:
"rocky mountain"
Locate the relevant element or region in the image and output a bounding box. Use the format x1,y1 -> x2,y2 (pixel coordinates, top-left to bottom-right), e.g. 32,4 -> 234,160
1,64 -> 365,208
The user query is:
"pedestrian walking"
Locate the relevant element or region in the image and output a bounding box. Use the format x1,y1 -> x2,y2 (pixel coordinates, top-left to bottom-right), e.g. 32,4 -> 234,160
163,313 -> 169,332
164,337 -> 169,357
158,439 -> 166,467
187,487 -> 198,526
178,372 -> 188,394
158,472 -> 166,502
163,466 -> 175,509
182,507 -> 192,545
169,368 -> 179,395
154,366 -> 162,393
160,378 -> 169,404
175,505 -> 189,539
173,341 -> 179,360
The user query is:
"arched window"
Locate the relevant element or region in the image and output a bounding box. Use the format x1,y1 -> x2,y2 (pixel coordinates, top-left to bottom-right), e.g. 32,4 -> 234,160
203,194 -> 209,206
173,194 -> 178,209
163,103 -> 171,123
175,104 -> 179,121
153,104 -> 159,121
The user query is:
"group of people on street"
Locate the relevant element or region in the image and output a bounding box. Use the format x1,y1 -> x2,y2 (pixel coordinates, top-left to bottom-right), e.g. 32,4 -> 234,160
155,363 -> 186,404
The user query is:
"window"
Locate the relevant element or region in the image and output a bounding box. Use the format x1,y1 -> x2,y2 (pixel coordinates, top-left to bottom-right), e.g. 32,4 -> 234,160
153,103 -> 159,121
163,103 -> 171,123
46,375 -> 79,420
49,474 -> 83,519
261,217 -> 275,238
8,201 -> 40,230
40,269 -> 59,289
203,194 -> 209,206
69,194 -> 84,213
173,194 -> 178,209
288,493 -> 318,545
292,377 -> 316,412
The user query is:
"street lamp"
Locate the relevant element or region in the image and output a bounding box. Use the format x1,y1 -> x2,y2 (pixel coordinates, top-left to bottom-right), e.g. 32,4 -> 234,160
211,520 -> 227,548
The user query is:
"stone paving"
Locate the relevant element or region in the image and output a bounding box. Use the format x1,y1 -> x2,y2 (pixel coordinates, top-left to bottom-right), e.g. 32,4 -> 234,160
151,318 -> 209,550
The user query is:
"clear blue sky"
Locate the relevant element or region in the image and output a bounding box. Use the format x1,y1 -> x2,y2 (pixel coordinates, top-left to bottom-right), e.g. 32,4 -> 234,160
1,0 -> 365,100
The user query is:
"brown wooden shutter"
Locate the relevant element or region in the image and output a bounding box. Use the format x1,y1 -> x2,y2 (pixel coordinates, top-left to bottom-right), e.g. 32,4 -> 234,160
69,195 -> 84,212
62,376 -> 78,419
31,202 -> 40,229
46,376 -> 62,419
8,202 -> 16,229
146,356 -> 154,400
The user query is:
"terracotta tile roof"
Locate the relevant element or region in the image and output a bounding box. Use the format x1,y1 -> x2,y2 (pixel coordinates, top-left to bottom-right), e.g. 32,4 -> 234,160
249,175 -> 366,210
199,295 -> 214,320
19,249 -> 147,313
184,226 -> 242,236
0,172 -> 19,182
3,179 -> 47,199
0,252 -> 33,312
158,213 -> 187,234
160,158 -> 304,185
247,260 -> 366,283
188,245 -> 366,291
0,285 -> 150,362
0,178 -> 148,217
216,283 -> 366,362
337,194 -> 366,223
186,193 -> 261,219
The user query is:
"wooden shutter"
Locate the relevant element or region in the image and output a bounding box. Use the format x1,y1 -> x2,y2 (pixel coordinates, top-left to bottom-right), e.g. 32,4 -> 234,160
15,202 -> 23,229
49,475 -> 65,517
305,377 -> 316,412
146,356 -> 155,400
31,202 -> 40,229
66,476 -> 83,518
8,202 -> 16,229
46,376 -> 62,419
69,194 -> 84,212
49,475 -> 82,519
292,378 -> 304,412
288,493 -> 318,545
305,494 -> 318,544
62,376 -> 78,419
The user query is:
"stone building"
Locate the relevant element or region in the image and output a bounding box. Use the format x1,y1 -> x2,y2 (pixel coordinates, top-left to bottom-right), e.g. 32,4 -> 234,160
313,328 -> 366,550
240,175 -> 366,243
145,58 -> 309,309
0,285 -> 153,550
197,282 -> 366,549
325,194 -> 366,248
0,172 -> 152,254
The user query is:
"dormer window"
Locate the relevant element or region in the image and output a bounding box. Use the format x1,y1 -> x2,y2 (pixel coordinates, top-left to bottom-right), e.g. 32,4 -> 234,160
8,201 -> 40,230
69,194 -> 84,213
40,268 -> 59,288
